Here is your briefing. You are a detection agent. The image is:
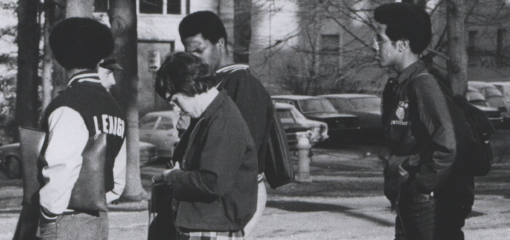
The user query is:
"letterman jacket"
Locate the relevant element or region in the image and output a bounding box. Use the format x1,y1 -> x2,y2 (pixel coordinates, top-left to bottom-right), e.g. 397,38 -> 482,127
39,72 -> 127,218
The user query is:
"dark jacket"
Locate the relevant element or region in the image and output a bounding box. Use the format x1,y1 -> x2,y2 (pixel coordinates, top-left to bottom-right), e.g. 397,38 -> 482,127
171,90 -> 258,232
215,64 -> 274,174
382,61 -> 473,202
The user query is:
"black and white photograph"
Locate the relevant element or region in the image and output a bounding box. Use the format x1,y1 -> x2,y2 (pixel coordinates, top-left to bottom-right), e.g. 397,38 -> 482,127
1,0 -> 510,239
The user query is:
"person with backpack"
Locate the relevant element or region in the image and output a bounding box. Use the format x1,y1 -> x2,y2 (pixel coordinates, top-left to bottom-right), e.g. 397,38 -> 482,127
374,3 -> 475,239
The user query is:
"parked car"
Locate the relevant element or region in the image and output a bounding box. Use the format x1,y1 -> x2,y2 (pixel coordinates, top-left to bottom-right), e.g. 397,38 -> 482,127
468,81 -> 510,122
466,86 -> 503,128
272,95 -> 359,138
275,102 -> 328,149
320,94 -> 382,131
490,81 -> 510,111
0,141 -> 158,179
139,111 -> 181,158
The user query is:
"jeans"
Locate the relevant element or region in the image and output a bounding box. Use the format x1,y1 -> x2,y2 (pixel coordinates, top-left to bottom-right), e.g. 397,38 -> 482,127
435,198 -> 471,240
243,181 -> 267,239
37,211 -> 108,240
394,190 -> 436,240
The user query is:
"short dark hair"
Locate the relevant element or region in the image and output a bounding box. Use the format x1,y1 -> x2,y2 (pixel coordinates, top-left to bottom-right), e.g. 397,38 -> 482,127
50,18 -> 114,70
155,52 -> 216,99
374,3 -> 432,54
178,11 -> 227,45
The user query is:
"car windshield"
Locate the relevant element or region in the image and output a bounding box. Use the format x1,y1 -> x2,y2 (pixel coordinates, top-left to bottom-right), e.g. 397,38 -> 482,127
349,97 -> 381,112
298,99 -> 338,113
156,117 -> 174,130
139,116 -> 159,130
466,91 -> 488,107
277,110 -> 296,124
484,87 -> 503,98
328,98 -> 353,111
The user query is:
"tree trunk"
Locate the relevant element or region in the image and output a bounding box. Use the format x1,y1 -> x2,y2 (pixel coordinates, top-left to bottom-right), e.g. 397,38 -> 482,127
42,0 -> 65,108
234,0 -> 252,63
42,20 -> 53,109
446,0 -> 468,95
109,0 -> 146,201
16,0 -> 41,136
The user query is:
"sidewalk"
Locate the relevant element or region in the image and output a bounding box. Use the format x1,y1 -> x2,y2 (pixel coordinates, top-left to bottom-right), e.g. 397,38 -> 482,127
1,131 -> 510,239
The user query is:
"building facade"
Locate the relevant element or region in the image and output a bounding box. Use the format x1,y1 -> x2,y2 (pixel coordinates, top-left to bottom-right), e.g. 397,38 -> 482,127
93,0 -> 510,114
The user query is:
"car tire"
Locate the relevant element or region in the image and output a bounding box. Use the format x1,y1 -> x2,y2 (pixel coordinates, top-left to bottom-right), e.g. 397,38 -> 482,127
6,156 -> 21,179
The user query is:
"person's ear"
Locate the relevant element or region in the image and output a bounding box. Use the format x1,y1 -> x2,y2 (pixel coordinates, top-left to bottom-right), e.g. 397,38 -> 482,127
397,39 -> 409,52
217,38 -> 225,48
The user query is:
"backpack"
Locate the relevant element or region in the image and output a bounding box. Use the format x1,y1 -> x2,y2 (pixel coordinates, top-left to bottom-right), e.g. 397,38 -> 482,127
418,73 -> 494,176
264,104 -> 295,189
448,92 -> 494,176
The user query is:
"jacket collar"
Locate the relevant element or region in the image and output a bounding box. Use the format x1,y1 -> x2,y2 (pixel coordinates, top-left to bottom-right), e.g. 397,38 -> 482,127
396,60 -> 427,85
68,71 -> 102,87
200,90 -> 228,120
215,64 -> 249,74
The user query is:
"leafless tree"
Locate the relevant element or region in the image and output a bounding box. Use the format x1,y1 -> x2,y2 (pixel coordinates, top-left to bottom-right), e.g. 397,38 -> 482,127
255,0 -> 510,96
234,0 -> 252,63
16,0 -> 41,139
109,0 -> 146,201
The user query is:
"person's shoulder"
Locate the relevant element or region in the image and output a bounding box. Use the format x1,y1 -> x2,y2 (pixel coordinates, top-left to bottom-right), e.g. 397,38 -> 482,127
408,71 -> 446,99
410,70 -> 439,86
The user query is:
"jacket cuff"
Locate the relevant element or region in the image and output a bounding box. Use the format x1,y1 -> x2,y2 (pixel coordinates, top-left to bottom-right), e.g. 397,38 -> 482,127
398,164 -> 409,177
41,207 -> 58,220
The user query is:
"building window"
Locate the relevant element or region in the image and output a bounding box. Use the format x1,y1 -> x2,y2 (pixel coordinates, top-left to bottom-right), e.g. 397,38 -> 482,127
94,0 -> 108,12
167,0 -> 181,14
138,0 -> 183,15
320,34 -> 340,74
140,0 -> 163,14
468,31 -> 478,65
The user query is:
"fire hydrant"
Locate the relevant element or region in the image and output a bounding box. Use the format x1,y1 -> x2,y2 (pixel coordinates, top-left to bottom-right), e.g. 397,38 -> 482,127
295,134 -> 312,183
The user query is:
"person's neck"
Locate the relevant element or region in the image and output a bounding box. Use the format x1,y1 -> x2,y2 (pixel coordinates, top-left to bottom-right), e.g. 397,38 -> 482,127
215,55 -> 235,72
195,88 -> 220,116
394,53 -> 420,73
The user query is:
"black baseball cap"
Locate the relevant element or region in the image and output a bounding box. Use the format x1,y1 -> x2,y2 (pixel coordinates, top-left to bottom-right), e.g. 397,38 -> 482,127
99,58 -> 123,70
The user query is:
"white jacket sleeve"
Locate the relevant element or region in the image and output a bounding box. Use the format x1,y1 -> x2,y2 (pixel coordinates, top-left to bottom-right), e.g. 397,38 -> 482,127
106,139 -> 127,203
39,107 -> 89,215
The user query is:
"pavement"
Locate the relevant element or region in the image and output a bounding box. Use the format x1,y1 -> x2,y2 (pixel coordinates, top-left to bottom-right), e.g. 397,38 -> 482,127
1,131 -> 510,239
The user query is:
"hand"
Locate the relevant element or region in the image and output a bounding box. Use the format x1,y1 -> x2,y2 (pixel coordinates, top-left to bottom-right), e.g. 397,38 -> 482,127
395,164 -> 410,189
162,162 -> 183,184
377,148 -> 391,167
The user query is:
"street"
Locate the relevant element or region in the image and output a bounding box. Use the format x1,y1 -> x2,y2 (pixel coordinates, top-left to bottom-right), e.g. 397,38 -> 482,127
1,131 -> 510,239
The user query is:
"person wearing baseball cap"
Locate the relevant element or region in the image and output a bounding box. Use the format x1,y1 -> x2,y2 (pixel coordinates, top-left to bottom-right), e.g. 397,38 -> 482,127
98,58 -> 123,92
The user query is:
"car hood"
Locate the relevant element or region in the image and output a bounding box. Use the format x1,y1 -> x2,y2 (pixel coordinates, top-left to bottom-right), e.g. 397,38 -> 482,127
139,141 -> 156,148
281,122 -> 310,132
0,142 -> 20,150
304,112 -> 357,119
473,105 -> 499,112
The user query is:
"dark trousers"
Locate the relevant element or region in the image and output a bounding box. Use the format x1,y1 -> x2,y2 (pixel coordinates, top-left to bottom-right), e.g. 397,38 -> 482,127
394,191 -> 436,240
394,192 -> 472,240
435,198 -> 472,240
